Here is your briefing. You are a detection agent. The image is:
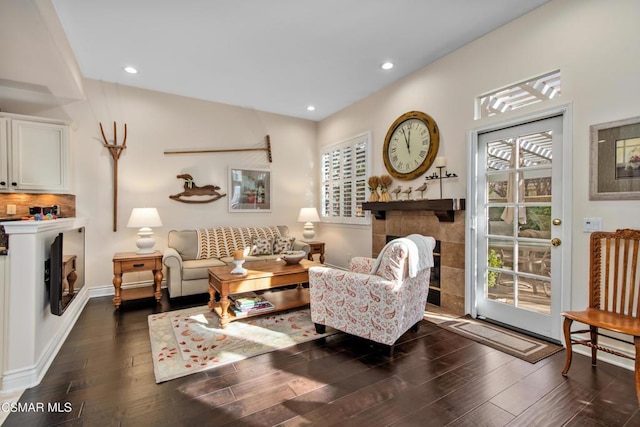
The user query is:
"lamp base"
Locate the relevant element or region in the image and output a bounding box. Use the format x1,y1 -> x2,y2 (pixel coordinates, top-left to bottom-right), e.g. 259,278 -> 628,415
302,222 -> 315,240
136,227 -> 156,254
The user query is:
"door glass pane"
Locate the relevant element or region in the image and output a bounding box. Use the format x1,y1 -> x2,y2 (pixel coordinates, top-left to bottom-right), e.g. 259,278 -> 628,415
486,138 -> 513,171
517,239 -> 551,314
487,173 -> 509,202
488,271 -> 515,306
517,277 -> 551,314
518,206 -> 551,238
488,238 -> 514,271
523,169 -> 552,200
518,241 -> 551,274
488,207 -> 515,236
519,132 -> 553,168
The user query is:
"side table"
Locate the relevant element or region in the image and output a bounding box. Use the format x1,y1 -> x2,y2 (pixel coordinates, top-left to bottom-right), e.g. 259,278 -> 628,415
62,255 -> 78,295
112,251 -> 163,308
305,241 -> 325,263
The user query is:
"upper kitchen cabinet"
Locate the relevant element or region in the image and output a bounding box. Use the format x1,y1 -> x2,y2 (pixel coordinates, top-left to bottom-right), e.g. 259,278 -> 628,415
0,115 -> 70,193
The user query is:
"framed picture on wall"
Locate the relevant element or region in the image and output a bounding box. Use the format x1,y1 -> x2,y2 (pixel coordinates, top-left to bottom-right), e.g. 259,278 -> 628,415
590,116 -> 640,200
228,167 -> 272,212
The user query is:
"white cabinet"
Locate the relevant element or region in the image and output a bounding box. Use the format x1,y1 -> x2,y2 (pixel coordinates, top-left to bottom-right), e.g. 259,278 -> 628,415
0,119 -> 8,191
0,115 -> 70,193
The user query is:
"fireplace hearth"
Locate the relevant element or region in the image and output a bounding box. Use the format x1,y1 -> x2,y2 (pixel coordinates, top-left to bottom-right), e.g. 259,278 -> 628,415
370,208 -> 465,315
387,235 -> 441,306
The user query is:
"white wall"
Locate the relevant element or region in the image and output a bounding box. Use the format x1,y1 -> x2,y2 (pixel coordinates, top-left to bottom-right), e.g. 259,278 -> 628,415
32,80 -> 317,289
318,0 -> 640,311
5,0 -> 640,302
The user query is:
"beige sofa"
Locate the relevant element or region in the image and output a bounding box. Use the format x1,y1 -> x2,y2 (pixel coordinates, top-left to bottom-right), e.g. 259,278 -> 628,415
162,225 -> 309,298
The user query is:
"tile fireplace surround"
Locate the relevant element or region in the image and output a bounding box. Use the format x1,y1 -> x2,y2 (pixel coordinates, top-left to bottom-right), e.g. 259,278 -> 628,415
371,210 -> 465,315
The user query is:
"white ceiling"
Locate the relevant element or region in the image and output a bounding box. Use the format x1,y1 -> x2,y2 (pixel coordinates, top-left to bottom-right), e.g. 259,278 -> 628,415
12,1 -> 550,121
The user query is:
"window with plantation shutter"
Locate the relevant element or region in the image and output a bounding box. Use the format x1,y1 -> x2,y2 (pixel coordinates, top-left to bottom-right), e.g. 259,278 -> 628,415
320,132 -> 371,225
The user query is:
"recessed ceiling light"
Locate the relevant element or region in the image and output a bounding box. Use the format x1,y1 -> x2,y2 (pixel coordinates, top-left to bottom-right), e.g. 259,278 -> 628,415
124,66 -> 138,74
381,62 -> 394,70
306,105 -> 316,111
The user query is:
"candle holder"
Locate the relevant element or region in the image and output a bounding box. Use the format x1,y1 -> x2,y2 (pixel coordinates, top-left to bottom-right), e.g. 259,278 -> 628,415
230,259 -> 247,275
424,166 -> 458,199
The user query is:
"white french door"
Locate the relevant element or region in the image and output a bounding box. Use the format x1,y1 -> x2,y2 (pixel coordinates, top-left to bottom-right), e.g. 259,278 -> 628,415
471,111 -> 570,341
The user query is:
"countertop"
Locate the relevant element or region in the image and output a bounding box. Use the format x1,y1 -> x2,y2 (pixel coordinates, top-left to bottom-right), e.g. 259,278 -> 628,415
0,216 -> 86,256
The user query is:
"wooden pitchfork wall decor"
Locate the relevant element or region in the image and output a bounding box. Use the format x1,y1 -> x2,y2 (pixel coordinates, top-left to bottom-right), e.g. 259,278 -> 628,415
99,122 -> 127,231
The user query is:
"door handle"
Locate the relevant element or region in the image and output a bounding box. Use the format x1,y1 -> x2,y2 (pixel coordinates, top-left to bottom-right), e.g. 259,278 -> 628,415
552,218 -> 561,226
551,238 -> 561,247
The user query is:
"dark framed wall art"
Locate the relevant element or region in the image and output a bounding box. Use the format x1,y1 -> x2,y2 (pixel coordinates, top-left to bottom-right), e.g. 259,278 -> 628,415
590,116 -> 640,200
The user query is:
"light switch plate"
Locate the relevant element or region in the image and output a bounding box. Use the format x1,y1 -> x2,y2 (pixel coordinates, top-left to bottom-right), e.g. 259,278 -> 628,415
583,217 -> 602,232
6,204 -> 16,215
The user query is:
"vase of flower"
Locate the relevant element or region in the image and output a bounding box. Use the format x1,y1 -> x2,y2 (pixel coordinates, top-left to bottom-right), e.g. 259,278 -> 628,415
368,176 -> 380,202
627,148 -> 640,170
379,175 -> 392,202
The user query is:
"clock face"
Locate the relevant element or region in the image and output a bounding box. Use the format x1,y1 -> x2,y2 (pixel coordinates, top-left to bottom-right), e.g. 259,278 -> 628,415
383,111 -> 439,180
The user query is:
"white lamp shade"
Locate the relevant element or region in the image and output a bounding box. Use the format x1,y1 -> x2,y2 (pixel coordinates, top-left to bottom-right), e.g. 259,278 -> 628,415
127,208 -> 162,254
297,207 -> 320,223
127,208 -> 163,228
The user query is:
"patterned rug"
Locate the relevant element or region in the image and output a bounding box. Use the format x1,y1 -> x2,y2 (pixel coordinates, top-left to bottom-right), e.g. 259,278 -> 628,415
148,306 -> 337,383
438,316 -> 563,363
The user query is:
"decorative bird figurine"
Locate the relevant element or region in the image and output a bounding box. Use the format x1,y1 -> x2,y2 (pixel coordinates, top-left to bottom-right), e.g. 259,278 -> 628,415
401,186 -> 412,200
391,185 -> 402,200
414,182 -> 428,199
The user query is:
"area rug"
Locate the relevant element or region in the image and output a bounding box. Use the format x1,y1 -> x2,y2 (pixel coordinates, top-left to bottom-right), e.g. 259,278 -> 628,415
148,306 -> 337,383
438,316 -> 563,363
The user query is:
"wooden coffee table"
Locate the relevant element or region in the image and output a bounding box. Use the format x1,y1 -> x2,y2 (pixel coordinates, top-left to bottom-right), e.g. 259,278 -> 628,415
208,259 -> 320,328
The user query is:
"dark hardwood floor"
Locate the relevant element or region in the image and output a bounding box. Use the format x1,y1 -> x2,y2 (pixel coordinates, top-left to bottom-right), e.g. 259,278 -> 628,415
4,292 -> 640,426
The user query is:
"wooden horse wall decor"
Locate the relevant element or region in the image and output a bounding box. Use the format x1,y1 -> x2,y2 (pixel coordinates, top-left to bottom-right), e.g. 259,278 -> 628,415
169,174 -> 227,204
99,122 -> 127,231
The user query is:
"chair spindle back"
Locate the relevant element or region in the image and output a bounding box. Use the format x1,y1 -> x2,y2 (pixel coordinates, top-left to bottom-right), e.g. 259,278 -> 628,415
590,229 -> 640,317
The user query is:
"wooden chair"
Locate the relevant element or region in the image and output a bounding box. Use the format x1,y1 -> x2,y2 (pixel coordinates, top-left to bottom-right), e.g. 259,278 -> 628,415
562,229 -> 640,404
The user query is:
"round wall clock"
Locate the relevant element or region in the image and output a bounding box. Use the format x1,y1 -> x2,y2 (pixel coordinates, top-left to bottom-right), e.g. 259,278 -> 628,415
382,111 -> 440,180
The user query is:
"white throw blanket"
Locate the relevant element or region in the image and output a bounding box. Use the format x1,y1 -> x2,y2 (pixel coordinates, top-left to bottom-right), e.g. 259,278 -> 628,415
371,234 -> 435,278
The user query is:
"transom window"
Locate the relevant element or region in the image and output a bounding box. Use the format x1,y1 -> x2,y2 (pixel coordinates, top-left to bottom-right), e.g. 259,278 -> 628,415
320,132 -> 370,225
476,70 -> 561,119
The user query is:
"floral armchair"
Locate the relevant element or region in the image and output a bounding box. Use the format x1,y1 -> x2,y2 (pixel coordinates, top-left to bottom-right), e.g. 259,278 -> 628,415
308,235 -> 436,346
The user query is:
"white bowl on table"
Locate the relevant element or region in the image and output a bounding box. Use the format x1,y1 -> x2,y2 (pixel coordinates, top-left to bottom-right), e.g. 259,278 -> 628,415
280,250 -> 306,264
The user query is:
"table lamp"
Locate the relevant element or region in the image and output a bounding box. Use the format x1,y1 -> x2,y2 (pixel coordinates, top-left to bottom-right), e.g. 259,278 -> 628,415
127,208 -> 163,254
298,207 -> 320,240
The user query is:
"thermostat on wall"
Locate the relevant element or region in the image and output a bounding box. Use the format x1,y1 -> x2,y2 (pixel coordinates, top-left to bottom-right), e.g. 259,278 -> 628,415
583,217 -> 602,233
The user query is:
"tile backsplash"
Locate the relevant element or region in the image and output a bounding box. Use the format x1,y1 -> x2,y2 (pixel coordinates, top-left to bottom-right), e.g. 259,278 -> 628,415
0,193 -> 76,218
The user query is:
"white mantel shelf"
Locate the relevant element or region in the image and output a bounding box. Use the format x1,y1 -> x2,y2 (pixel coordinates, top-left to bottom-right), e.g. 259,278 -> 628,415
0,217 -> 88,393
1,217 -> 87,235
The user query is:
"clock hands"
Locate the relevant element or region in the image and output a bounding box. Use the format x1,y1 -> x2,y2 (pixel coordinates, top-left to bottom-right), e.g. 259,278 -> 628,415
401,126 -> 411,154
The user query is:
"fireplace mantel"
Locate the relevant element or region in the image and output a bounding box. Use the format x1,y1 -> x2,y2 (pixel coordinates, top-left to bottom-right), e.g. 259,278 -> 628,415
362,198 -> 465,222
0,217 -> 89,392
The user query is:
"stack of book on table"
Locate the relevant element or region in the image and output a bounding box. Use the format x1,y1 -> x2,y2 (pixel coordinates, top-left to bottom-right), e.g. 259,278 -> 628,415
229,292 -> 274,317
